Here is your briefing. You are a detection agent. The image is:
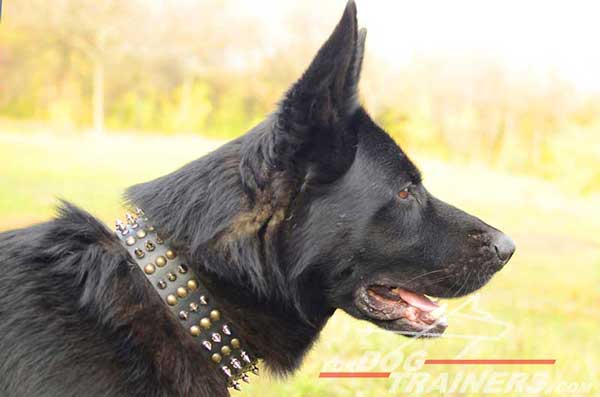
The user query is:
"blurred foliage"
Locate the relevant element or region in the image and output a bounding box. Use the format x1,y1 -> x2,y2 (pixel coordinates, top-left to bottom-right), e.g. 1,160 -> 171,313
1,0 -> 600,194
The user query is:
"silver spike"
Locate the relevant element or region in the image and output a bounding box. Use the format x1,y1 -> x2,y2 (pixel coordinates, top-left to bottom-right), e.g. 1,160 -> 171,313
126,212 -> 138,228
251,365 -> 259,375
231,358 -> 242,370
202,341 -> 212,351
211,333 -> 222,343
231,381 -> 241,391
240,350 -> 251,364
136,208 -> 148,221
241,374 -> 250,383
199,295 -> 208,305
115,219 -> 128,235
222,366 -> 233,377
222,325 -> 231,335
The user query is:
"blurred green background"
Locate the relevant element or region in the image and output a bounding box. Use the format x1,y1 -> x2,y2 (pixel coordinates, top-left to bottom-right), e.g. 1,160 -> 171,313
1,0 -> 599,396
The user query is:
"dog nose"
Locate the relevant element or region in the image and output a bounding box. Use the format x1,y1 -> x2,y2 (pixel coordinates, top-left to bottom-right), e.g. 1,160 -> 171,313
493,233 -> 515,262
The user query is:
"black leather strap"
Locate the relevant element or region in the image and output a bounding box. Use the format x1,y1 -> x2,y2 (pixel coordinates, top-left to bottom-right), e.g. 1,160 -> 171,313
115,209 -> 258,391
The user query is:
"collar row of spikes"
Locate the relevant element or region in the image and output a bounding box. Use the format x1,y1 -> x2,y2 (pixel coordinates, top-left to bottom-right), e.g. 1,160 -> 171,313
115,208 -> 259,392
115,207 -> 145,234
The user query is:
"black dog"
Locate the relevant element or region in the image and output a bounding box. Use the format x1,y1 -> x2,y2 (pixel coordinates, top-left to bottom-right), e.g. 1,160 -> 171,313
0,2 -> 514,396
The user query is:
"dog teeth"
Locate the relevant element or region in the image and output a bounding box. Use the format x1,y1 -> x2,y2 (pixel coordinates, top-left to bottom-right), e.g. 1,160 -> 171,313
436,315 -> 449,327
429,303 -> 447,319
424,294 -> 439,303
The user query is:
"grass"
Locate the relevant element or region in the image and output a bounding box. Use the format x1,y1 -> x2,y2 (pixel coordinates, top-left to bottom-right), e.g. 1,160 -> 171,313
1,131 -> 598,396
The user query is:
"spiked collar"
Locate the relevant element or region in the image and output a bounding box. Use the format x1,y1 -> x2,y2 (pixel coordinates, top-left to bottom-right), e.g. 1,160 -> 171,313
115,208 -> 259,392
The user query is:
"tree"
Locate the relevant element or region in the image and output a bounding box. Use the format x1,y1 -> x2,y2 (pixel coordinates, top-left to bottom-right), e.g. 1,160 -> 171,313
9,0 -> 144,133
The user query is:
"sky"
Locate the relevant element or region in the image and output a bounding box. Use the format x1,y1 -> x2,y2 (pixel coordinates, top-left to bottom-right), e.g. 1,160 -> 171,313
235,0 -> 600,93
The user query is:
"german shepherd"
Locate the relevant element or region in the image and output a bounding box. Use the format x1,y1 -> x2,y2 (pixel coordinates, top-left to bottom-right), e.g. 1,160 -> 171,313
0,2 -> 514,396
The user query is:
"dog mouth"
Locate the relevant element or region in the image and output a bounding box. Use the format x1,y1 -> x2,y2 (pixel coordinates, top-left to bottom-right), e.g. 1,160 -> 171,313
355,284 -> 448,337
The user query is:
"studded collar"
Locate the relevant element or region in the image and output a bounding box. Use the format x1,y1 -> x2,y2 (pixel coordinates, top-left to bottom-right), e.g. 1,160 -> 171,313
115,209 -> 259,392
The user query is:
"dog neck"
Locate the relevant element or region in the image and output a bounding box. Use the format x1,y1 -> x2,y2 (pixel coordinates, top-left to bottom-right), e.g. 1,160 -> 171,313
122,141 -> 336,378
115,208 -> 333,390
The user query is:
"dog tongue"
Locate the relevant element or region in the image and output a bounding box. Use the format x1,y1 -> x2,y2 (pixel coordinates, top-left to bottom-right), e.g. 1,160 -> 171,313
396,289 -> 439,312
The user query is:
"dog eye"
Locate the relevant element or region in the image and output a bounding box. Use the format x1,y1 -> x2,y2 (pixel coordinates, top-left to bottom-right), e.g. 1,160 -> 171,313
398,187 -> 410,200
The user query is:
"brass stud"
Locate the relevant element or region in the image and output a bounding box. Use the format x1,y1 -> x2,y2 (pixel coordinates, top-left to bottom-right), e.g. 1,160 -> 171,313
179,311 -> 189,320
136,229 -> 147,239
231,338 -> 240,349
144,264 -> 156,275
176,287 -> 188,298
166,294 -> 178,306
157,280 -> 167,289
146,225 -> 155,232
125,236 -> 136,246
189,302 -> 199,312
155,256 -> 167,267
167,272 -> 177,282
221,345 -> 232,356
165,249 -> 176,260
187,279 -> 198,290
190,325 -> 201,337
211,353 -> 222,363
210,310 -> 221,321
134,248 -> 145,258
177,264 -> 188,274
200,317 -> 211,329
144,240 -> 155,251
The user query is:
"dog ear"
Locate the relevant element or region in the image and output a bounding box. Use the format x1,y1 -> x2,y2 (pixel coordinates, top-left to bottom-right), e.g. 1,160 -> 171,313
271,1 -> 366,183
346,27 -> 367,106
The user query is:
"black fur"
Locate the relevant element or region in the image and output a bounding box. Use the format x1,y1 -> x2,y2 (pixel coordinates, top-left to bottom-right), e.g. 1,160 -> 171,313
0,2 -> 514,396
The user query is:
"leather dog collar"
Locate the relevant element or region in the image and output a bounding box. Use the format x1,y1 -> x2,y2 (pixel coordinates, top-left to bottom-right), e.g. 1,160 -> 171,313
115,209 -> 258,391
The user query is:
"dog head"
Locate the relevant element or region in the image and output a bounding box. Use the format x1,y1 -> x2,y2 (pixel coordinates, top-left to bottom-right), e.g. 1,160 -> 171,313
128,1 -> 515,342
266,1 -> 515,337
